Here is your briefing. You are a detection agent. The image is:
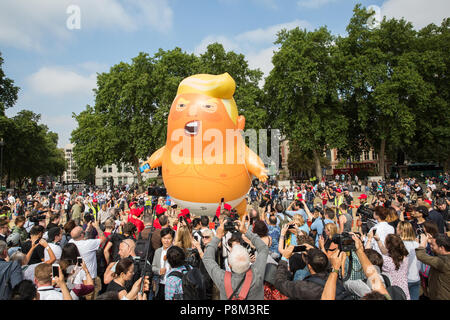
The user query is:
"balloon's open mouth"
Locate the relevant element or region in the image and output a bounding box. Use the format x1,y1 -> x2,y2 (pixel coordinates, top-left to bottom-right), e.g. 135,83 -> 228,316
184,120 -> 199,136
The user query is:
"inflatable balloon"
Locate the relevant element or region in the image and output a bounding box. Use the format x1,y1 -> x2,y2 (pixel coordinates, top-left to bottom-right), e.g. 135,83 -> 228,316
140,73 -> 268,217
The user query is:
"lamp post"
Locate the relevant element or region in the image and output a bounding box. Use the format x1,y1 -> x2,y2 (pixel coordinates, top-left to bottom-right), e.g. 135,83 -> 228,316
0,138 -> 4,192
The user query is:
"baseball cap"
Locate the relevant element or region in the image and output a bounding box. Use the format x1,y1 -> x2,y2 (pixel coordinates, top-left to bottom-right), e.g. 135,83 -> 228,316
358,194 -> 368,200
336,188 -> 342,193
92,198 -> 98,203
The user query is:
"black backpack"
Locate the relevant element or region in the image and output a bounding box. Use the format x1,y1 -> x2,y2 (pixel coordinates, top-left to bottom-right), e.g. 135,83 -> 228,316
109,233 -> 126,262
167,265 -> 207,300
135,231 -> 155,273
364,274 -> 407,300
307,275 -> 354,300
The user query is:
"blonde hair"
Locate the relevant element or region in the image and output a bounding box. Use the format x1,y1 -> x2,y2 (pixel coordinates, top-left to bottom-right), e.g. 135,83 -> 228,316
174,225 -> 192,250
397,221 -> 416,241
293,214 -> 305,227
176,73 -> 238,125
325,223 -> 338,238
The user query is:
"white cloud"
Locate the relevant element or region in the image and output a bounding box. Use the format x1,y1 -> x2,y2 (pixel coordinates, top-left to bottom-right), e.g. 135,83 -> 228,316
380,0 -> 450,29
27,66 -> 97,97
297,0 -> 338,9
194,19 -> 311,81
0,0 -> 173,51
40,114 -> 78,148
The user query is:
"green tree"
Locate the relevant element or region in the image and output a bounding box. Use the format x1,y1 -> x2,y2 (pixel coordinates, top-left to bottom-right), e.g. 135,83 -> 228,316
336,5 -> 433,177
404,18 -> 450,169
0,52 -> 19,115
72,53 -> 159,190
287,142 -> 329,179
264,26 -> 348,180
0,110 -> 65,189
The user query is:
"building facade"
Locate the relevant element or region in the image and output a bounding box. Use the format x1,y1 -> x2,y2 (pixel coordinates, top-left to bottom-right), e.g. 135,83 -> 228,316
62,144 -> 78,184
95,163 -> 158,187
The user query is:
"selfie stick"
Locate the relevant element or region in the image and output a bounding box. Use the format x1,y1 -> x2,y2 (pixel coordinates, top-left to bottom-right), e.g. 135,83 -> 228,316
138,199 -> 157,295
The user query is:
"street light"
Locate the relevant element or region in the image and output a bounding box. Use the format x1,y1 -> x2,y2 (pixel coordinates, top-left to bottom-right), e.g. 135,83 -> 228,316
0,138 -> 4,192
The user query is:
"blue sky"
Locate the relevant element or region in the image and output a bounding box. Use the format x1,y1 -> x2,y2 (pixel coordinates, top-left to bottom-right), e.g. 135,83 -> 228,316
1,0 -> 448,147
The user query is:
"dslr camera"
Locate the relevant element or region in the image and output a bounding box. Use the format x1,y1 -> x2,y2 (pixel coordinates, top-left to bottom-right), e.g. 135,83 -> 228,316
28,211 -> 47,224
331,232 -> 356,252
84,213 -> 95,223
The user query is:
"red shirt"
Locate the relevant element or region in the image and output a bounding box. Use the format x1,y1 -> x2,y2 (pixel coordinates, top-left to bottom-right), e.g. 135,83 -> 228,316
129,207 -> 144,217
153,218 -> 162,230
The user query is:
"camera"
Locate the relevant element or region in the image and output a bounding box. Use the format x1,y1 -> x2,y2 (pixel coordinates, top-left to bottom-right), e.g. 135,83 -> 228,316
224,219 -> 238,233
147,186 -> 167,197
84,213 -> 95,223
28,212 -> 47,224
331,232 -> 356,252
357,205 -> 374,220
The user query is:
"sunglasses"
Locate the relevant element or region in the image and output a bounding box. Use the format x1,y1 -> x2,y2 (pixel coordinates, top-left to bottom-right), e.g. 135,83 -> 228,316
203,236 -> 210,239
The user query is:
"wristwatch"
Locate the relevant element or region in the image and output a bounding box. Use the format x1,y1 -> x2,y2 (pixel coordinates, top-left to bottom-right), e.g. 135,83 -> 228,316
331,268 -> 339,274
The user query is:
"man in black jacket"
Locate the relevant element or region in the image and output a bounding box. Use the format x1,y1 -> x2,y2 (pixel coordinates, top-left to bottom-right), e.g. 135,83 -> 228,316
274,244 -> 350,300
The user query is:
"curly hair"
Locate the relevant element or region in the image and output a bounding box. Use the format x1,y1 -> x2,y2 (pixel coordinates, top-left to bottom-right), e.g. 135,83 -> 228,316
385,234 -> 408,270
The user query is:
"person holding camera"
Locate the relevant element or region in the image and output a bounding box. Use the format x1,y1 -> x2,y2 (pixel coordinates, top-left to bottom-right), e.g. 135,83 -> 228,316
34,263 -> 72,300
69,220 -> 106,299
415,233 -> 450,300
274,242 -> 352,300
202,215 -> 269,300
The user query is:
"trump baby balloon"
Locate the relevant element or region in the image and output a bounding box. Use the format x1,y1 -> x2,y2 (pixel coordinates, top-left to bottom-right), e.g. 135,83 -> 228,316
141,73 -> 268,217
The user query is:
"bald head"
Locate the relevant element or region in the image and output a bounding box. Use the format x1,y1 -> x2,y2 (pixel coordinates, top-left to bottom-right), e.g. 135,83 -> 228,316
71,226 -> 84,240
119,239 -> 136,258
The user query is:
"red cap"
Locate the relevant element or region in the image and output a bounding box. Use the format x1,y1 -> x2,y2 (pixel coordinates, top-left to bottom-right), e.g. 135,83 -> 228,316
336,188 -> 342,193
156,205 -> 167,215
216,203 -> 232,217
424,199 -> 432,206
296,193 -> 303,199
358,194 -> 368,200
93,198 -> 98,203
179,208 -> 190,216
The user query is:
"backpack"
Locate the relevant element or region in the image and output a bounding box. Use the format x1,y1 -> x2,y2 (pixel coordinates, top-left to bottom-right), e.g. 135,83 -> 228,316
362,273 -> 407,300
135,231 -> 154,275
185,248 -> 201,269
167,265 -> 207,300
109,233 -> 126,262
307,275 -> 354,300
224,269 -> 253,300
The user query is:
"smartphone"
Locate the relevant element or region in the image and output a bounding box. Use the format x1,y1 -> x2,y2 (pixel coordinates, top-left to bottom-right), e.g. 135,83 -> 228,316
52,264 -> 59,278
293,245 -> 307,252
245,215 -> 249,221
77,257 -> 83,266
373,228 -> 377,235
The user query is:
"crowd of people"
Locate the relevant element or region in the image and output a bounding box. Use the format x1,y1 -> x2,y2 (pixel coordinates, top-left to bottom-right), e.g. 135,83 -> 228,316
0,173 -> 449,301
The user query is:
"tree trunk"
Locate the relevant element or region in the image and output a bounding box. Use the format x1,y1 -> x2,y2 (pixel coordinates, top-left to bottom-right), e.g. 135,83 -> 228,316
133,155 -> 144,193
378,139 -> 386,178
312,150 -> 323,180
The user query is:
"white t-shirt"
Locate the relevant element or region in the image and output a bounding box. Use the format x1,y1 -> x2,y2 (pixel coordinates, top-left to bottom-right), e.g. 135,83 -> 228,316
44,243 -> 62,261
159,247 -> 172,285
69,238 -> 101,278
38,286 -> 64,300
403,240 -> 420,282
368,222 -> 395,254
